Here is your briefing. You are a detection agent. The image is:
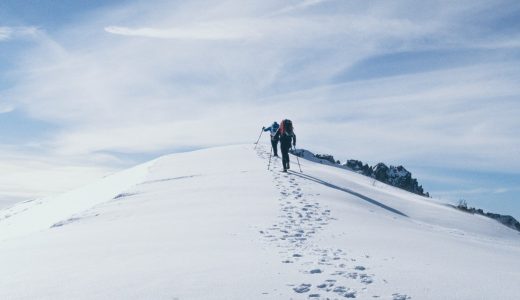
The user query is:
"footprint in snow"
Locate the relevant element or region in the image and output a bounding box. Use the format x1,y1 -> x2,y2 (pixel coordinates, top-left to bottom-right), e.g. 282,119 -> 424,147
360,274 -> 374,284
293,284 -> 312,293
333,286 -> 356,298
392,293 -> 411,300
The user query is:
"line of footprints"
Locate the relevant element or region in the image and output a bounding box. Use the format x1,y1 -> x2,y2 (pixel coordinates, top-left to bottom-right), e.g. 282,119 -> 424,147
255,146 -> 410,300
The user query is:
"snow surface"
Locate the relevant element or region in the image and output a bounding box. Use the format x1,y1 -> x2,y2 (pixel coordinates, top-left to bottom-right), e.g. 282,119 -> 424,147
0,144 -> 519,299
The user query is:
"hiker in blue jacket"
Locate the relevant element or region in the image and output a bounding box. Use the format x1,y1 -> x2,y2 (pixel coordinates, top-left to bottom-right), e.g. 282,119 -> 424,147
262,121 -> 280,157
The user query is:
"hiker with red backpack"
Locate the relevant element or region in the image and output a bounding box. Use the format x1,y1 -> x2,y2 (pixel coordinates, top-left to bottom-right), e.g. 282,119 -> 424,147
274,119 -> 296,172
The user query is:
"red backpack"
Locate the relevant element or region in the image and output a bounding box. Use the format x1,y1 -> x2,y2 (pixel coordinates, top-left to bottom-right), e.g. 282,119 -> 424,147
279,119 -> 293,135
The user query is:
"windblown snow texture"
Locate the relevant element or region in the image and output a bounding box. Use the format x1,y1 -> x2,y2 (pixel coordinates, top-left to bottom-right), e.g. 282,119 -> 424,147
0,144 -> 519,299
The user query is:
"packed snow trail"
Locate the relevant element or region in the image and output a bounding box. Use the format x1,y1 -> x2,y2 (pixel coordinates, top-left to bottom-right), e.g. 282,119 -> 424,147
256,145 -> 408,299
0,144 -> 519,299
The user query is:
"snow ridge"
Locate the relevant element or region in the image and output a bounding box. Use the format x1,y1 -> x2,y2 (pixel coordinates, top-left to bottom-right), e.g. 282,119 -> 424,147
0,144 -> 519,299
0,158 -> 156,242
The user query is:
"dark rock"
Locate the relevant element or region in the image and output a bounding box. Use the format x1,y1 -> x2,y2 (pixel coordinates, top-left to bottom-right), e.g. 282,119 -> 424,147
315,154 -> 337,164
345,159 -> 364,171
344,159 -> 373,176
371,163 -> 426,196
455,203 -> 520,232
485,213 -> 520,231
372,163 -> 390,182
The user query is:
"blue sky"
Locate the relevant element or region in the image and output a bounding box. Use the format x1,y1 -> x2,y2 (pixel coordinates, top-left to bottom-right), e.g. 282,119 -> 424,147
1,0 -> 519,219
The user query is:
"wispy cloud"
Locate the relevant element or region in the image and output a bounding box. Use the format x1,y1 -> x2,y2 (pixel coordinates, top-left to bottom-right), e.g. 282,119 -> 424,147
0,26 -> 39,41
104,22 -> 261,40
0,102 -> 14,114
434,187 -> 520,198
0,147 -> 117,206
2,0 -> 520,202
0,27 -> 12,40
268,0 -> 331,16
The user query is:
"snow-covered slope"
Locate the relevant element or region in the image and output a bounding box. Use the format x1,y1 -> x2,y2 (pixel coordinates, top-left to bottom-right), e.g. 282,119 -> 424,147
0,145 -> 519,299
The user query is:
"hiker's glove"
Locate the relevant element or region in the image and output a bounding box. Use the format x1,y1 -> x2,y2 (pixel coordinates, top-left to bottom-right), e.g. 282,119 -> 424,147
262,127 -> 265,130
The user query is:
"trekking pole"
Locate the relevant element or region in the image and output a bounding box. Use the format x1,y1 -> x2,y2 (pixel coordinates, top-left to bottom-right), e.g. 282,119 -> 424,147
267,144 -> 273,170
254,128 -> 264,149
292,146 -> 302,173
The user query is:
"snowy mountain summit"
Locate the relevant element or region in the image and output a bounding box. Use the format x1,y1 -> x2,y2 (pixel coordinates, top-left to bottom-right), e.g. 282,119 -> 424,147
1,145 -> 519,299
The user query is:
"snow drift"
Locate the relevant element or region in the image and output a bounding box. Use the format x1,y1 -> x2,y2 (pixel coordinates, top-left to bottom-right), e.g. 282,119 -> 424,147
0,144 -> 519,299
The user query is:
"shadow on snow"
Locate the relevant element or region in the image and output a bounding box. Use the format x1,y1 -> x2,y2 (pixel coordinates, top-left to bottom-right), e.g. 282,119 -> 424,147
288,171 -> 408,218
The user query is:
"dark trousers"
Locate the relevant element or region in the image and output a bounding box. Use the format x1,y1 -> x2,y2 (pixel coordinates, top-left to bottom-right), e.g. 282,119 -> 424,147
281,144 -> 291,170
271,137 -> 279,156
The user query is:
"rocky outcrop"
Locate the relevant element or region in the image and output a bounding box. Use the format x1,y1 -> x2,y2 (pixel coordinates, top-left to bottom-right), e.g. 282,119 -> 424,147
344,160 -> 428,197
372,163 -> 427,196
345,160 -> 373,176
292,149 -> 429,197
456,201 -> 520,232
486,213 -> 520,231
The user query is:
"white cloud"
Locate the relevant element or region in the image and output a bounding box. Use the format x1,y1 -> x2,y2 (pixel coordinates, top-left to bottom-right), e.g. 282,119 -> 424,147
0,103 -> 14,114
0,26 -> 40,42
0,27 -> 12,40
434,187 -> 520,197
104,21 -> 262,40
2,0 -> 520,202
268,0 -> 331,16
0,147 -> 118,207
